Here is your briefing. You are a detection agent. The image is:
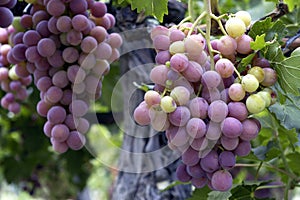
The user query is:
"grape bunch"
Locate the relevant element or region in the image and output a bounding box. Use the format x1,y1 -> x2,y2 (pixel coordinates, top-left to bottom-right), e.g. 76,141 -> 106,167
0,0 -> 17,28
8,0 -> 122,153
0,26 -> 32,114
134,11 -> 277,191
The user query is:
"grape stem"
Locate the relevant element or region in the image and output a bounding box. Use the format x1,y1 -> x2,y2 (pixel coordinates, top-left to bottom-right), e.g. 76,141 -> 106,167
210,13 -> 228,35
188,0 -> 193,21
187,11 -> 207,36
255,184 -> 286,190
204,0 -> 215,70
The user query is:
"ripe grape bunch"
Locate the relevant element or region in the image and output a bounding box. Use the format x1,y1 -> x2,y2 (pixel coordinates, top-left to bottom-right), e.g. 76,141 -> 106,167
0,0 -> 17,28
0,26 -> 32,114
7,0 -> 122,153
133,10 -> 277,191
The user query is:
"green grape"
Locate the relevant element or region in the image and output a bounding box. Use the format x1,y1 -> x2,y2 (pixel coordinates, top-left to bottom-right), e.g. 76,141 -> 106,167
248,66 -> 265,83
235,11 -> 252,27
160,96 -> 177,113
257,91 -> 271,107
241,74 -> 259,93
246,94 -> 266,114
225,17 -> 246,38
169,41 -> 185,55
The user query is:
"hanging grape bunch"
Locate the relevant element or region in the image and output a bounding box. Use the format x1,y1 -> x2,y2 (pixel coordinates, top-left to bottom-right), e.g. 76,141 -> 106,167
7,0 -> 122,153
133,10 -> 277,191
0,26 -> 33,114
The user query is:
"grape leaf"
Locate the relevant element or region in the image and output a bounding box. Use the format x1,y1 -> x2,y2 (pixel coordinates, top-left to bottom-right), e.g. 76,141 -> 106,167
269,92 -> 300,129
238,53 -> 256,72
270,55 -> 300,95
284,0 -> 300,11
250,34 -> 267,50
249,18 -> 286,42
208,190 -> 231,199
187,187 -> 211,200
127,0 -> 169,22
286,152 -> 300,175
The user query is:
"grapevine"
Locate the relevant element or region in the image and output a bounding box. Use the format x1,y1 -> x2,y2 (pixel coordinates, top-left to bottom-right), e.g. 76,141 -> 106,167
133,0 -> 283,193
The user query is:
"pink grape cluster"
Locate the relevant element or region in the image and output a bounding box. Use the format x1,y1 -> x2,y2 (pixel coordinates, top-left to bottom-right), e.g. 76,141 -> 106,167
0,0 -> 17,28
0,27 -> 32,114
134,12 -> 277,192
7,0 -> 122,153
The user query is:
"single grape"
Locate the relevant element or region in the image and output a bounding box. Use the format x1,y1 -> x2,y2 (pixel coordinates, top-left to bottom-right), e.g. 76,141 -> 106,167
170,53 -> 189,72
261,68 -> 277,87
160,96 -> 177,113
149,106 -> 169,131
248,66 -> 265,83
215,58 -> 235,78
182,147 -> 200,166
169,41 -> 185,55
47,106 -> 67,124
176,163 -> 192,182
246,94 -> 266,114
201,70 -> 222,88
241,74 -> 259,93
217,35 -> 237,57
144,90 -> 161,106
234,140 -> 251,157
188,97 -> 208,119
236,34 -> 253,54
51,124 -> 70,142
235,10 -> 252,27
211,170 -> 233,191
208,100 -> 228,123
66,131 -> 86,150
169,106 -> 191,127
186,118 -> 206,139
228,102 -> 248,121
228,83 -> 245,101
225,17 -> 246,38
240,118 -> 260,141
219,151 -> 236,170
170,86 -> 190,106
221,135 -> 239,151
200,150 -> 220,173
206,121 -> 222,141
221,117 -> 243,138
166,126 -> 189,147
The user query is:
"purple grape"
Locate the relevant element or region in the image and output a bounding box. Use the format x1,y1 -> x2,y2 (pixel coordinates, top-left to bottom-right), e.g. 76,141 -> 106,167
200,150 -> 220,173
176,163 -> 192,182
211,170 -> 233,191
219,151 -> 236,170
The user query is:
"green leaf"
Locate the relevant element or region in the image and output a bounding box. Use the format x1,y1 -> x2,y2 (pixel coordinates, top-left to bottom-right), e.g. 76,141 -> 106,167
248,17 -> 286,42
284,0 -> 300,11
250,34 -> 267,51
249,18 -> 273,40
130,0 -> 169,22
269,92 -> 300,129
271,55 -> 300,95
239,53 -> 256,72
286,152 -> 300,175
262,41 -> 285,62
208,190 -> 231,200
188,187 -> 211,200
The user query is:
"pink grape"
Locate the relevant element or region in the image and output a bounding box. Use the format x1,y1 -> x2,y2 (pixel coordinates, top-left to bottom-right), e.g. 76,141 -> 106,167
66,131 -> 86,150
186,118 -> 206,139
47,106 -> 66,124
169,106 -> 191,127
51,124 -> 70,142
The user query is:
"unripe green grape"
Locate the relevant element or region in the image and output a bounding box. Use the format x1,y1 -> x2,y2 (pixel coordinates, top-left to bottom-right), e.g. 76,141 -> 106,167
248,66 -> 265,83
246,94 -> 266,114
8,66 -> 19,80
257,91 -> 271,107
241,74 -> 259,93
169,41 -> 185,55
160,96 -> 177,113
235,11 -> 252,27
225,17 -> 246,38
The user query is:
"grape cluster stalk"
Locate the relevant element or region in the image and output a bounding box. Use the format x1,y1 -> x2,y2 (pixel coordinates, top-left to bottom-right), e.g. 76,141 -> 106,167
133,11 -> 277,191
3,0 -> 122,153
